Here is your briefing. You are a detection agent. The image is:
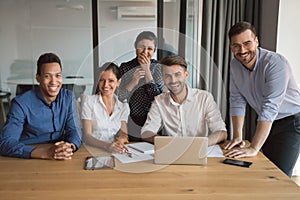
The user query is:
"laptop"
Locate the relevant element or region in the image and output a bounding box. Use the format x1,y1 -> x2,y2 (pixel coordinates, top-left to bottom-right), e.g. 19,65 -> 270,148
154,136 -> 208,165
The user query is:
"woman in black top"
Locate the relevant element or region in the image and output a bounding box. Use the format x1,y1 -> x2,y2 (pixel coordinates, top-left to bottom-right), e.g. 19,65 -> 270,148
118,31 -> 164,141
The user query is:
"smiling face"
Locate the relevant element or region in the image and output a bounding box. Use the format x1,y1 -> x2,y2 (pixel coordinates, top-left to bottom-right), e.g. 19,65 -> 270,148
36,62 -> 62,104
163,64 -> 189,99
230,29 -> 259,70
98,69 -> 120,97
135,39 -> 156,60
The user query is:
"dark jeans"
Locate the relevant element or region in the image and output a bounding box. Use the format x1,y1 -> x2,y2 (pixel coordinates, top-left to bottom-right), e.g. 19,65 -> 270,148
262,113 -> 300,177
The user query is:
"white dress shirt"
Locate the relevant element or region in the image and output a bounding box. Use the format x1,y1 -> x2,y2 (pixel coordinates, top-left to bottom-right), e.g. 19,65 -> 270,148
81,94 -> 130,142
141,86 -> 226,137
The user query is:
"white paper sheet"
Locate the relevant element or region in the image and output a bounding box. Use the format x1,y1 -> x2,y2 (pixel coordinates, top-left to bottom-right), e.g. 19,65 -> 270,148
126,142 -> 154,154
112,152 -> 153,164
114,144 -> 224,163
207,145 -> 224,157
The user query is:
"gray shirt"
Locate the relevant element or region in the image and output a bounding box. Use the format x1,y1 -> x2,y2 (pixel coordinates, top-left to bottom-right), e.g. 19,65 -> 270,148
230,47 -> 300,122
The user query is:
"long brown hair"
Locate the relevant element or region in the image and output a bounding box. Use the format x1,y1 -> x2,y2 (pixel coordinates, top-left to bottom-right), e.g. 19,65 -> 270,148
95,62 -> 120,95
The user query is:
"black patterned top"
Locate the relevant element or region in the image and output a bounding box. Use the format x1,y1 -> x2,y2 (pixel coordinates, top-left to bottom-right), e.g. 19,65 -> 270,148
118,57 -> 164,126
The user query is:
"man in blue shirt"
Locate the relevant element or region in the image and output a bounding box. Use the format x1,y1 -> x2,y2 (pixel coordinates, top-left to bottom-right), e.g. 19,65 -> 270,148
223,21 -> 300,177
0,53 -> 82,160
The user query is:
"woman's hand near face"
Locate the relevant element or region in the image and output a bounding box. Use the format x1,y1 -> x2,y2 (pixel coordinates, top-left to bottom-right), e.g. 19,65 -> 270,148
126,68 -> 145,91
133,68 -> 146,83
137,53 -> 154,83
137,53 -> 151,71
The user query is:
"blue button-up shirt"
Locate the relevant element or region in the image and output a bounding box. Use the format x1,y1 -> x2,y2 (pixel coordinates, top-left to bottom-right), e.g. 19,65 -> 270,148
0,87 -> 82,158
230,47 -> 300,122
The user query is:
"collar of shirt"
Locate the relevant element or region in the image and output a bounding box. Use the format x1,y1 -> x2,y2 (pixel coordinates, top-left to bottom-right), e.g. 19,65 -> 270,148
251,48 -> 261,72
34,86 -> 59,107
168,85 -> 193,106
239,48 -> 261,72
98,94 -> 122,115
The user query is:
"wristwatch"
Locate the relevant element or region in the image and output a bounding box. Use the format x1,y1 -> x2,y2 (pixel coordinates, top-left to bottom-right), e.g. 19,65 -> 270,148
70,143 -> 77,153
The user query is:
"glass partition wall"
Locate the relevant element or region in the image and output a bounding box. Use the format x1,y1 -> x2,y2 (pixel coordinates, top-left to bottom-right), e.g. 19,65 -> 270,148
185,0 -> 202,88
0,0 -> 202,98
97,0 -> 158,73
0,0 -> 94,99
96,0 -> 202,89
160,0 -> 202,88
0,0 -> 202,127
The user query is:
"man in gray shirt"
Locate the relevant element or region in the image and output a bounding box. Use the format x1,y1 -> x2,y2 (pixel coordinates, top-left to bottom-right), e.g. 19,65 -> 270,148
224,21 -> 300,177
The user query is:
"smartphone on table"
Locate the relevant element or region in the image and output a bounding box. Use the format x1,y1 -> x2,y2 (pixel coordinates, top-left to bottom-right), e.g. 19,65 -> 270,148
84,156 -> 115,170
222,158 -> 252,168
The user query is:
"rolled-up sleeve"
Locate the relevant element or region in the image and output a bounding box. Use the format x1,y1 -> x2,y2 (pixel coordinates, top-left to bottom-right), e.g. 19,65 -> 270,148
141,99 -> 162,135
204,93 -> 227,133
259,58 -> 289,121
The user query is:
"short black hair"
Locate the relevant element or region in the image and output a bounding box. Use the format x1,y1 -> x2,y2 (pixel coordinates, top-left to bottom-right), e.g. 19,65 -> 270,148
134,31 -> 157,50
37,53 -> 62,75
228,21 -> 257,41
160,55 -> 187,70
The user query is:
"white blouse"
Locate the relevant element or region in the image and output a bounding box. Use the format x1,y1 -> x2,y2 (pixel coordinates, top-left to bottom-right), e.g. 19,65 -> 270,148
81,94 -> 130,142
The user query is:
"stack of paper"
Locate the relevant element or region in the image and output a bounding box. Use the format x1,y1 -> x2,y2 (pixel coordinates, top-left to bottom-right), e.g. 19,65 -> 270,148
126,142 -> 154,154
112,142 -> 154,164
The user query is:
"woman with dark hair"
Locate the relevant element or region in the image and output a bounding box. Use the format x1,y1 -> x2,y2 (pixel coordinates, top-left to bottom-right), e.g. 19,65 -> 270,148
81,62 -> 129,153
118,31 -> 164,141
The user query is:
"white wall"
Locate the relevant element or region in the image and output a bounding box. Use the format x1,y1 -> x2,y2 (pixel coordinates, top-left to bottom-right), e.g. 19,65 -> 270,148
277,0 -> 300,176
277,0 -> 300,85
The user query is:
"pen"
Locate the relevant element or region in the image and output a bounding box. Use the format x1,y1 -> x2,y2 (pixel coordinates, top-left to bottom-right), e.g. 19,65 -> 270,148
126,146 -> 144,153
126,152 -> 133,158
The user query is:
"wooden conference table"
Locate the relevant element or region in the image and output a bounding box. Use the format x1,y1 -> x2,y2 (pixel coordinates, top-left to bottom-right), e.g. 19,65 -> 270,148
0,144 -> 299,200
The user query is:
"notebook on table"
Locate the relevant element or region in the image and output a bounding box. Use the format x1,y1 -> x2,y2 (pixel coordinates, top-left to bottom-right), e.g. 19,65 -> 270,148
126,142 -> 154,154
154,136 -> 208,165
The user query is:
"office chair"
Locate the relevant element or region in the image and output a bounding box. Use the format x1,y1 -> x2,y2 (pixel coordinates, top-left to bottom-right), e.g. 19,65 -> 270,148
0,90 -> 11,124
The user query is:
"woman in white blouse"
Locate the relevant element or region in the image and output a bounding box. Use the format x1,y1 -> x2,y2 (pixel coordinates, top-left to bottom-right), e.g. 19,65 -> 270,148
81,62 -> 130,153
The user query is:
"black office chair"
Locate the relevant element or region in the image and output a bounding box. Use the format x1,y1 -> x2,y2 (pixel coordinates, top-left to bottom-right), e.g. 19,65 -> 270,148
16,84 -> 39,96
16,84 -> 85,99
0,90 -> 11,124
62,84 -> 86,100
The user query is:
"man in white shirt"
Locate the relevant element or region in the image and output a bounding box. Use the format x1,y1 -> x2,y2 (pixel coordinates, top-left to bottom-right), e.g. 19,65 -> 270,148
141,55 -> 227,146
